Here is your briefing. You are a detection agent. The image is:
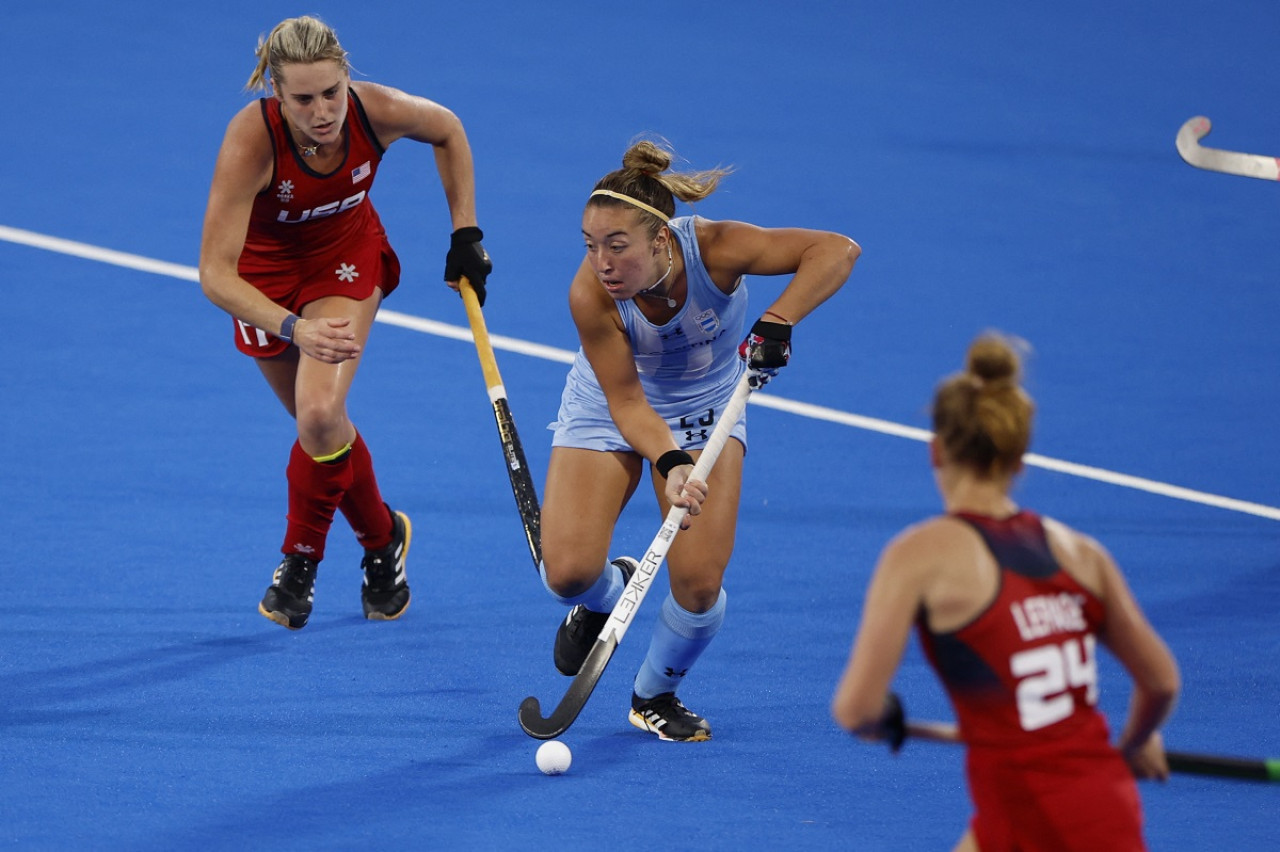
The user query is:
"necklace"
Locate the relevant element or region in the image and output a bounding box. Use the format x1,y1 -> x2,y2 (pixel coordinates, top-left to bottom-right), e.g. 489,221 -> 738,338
291,129 -> 318,157
637,242 -> 676,308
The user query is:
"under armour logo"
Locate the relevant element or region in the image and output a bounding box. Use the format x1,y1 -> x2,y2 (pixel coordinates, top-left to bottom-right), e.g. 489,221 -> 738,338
663,666 -> 689,679
684,429 -> 708,443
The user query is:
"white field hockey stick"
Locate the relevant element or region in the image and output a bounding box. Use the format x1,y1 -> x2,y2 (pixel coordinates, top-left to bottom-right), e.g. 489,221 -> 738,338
1176,116 -> 1280,181
518,369 -> 759,739
459,276 -> 542,569
906,719 -> 1280,783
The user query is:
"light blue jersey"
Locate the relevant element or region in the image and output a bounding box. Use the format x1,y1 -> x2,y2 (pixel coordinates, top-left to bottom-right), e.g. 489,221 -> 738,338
551,216 -> 750,452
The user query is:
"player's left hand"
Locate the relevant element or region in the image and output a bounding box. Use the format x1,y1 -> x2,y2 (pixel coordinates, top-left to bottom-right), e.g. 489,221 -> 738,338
665,468 -> 708,531
738,318 -> 791,387
445,226 -> 492,306
1123,731 -> 1171,782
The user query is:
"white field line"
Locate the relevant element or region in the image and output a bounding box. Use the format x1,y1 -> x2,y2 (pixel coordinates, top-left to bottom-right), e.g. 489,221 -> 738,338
5,223 -> 1278,522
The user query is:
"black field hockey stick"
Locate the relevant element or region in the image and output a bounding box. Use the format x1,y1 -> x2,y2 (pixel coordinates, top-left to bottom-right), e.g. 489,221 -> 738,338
459,276 -> 542,570
1176,116 -> 1280,181
905,719 -> 1280,784
518,369 -> 759,739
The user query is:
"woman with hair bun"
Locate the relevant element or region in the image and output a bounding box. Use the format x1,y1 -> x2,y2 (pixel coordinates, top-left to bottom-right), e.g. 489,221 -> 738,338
539,138 -> 860,741
831,333 -> 1181,850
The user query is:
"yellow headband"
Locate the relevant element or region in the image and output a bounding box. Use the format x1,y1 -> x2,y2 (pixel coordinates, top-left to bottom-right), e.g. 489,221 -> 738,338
589,189 -> 670,223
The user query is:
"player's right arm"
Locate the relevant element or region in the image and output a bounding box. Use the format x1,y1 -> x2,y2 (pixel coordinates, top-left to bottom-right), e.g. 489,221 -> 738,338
198,105 -> 359,363
1095,541 -> 1180,780
568,258 -> 707,518
1049,520 -> 1181,779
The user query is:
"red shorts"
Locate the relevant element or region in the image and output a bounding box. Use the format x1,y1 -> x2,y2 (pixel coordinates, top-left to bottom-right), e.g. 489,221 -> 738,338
232,231 -> 401,358
967,744 -> 1145,851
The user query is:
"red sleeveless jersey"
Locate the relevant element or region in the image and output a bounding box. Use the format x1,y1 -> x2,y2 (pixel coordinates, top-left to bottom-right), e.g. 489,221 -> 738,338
243,88 -> 386,267
917,510 -> 1112,751
231,87 -> 400,357
919,511 -> 1146,850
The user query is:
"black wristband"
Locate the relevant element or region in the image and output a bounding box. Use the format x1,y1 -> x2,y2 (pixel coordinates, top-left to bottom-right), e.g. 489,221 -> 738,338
451,226 -> 484,245
750,318 -> 793,341
655,449 -> 694,479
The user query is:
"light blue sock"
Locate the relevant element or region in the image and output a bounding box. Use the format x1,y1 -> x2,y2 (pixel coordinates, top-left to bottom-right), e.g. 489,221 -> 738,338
633,589 -> 727,699
539,560 -> 625,611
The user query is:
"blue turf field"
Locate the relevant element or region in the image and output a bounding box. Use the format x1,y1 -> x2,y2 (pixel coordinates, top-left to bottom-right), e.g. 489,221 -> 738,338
3,1 -> 1279,848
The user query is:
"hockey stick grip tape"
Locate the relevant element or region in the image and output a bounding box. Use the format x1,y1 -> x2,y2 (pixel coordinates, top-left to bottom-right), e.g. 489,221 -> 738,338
460,276 -> 504,392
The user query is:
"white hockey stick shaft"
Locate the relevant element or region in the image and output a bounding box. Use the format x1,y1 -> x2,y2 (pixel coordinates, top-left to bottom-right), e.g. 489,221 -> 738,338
602,369 -> 756,646
1176,116 -> 1280,181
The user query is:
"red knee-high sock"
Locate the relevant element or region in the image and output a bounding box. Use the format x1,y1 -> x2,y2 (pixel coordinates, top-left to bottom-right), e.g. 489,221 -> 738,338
282,440 -> 353,562
338,433 -> 394,551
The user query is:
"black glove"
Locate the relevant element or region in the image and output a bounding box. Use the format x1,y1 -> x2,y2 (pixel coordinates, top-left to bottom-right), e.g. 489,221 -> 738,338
881,692 -> 907,754
737,318 -> 792,388
444,226 -> 492,306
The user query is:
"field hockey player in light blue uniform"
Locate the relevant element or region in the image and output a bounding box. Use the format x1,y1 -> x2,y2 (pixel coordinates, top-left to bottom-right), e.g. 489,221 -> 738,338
539,139 -> 860,741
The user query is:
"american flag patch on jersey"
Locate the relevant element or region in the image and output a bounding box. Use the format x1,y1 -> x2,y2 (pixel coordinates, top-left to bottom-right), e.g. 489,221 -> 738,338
351,161 -> 372,183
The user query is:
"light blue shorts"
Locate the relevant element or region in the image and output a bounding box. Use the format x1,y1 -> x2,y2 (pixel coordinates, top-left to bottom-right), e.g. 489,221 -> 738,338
549,385 -> 748,454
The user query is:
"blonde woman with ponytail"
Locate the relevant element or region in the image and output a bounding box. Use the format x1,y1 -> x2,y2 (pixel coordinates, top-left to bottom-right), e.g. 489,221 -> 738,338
832,333 -> 1180,851
198,16 -> 491,630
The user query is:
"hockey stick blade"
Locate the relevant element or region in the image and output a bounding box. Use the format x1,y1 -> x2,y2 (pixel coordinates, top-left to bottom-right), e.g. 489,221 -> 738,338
460,277 -> 543,569
518,633 -> 618,739
1176,116 -> 1280,181
907,719 -> 1280,783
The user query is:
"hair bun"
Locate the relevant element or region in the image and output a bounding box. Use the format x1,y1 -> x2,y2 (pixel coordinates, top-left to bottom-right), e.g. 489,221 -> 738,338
621,139 -> 673,176
966,334 -> 1020,385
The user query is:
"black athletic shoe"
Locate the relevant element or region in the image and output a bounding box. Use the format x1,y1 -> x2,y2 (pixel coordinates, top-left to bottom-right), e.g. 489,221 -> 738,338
553,557 -> 638,676
259,554 -> 318,630
629,692 -> 712,742
361,508 -> 411,620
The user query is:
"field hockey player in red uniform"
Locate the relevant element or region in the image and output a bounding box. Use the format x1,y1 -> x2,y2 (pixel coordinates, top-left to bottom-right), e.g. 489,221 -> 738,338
832,332 -> 1180,851
198,15 -> 491,629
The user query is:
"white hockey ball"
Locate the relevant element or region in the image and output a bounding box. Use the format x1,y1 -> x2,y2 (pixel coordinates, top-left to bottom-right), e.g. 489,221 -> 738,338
536,740 -> 572,775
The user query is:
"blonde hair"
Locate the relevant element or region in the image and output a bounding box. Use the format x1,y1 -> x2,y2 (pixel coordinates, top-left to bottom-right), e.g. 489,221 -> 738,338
588,139 -> 733,237
932,333 -> 1035,478
245,16 -> 350,92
